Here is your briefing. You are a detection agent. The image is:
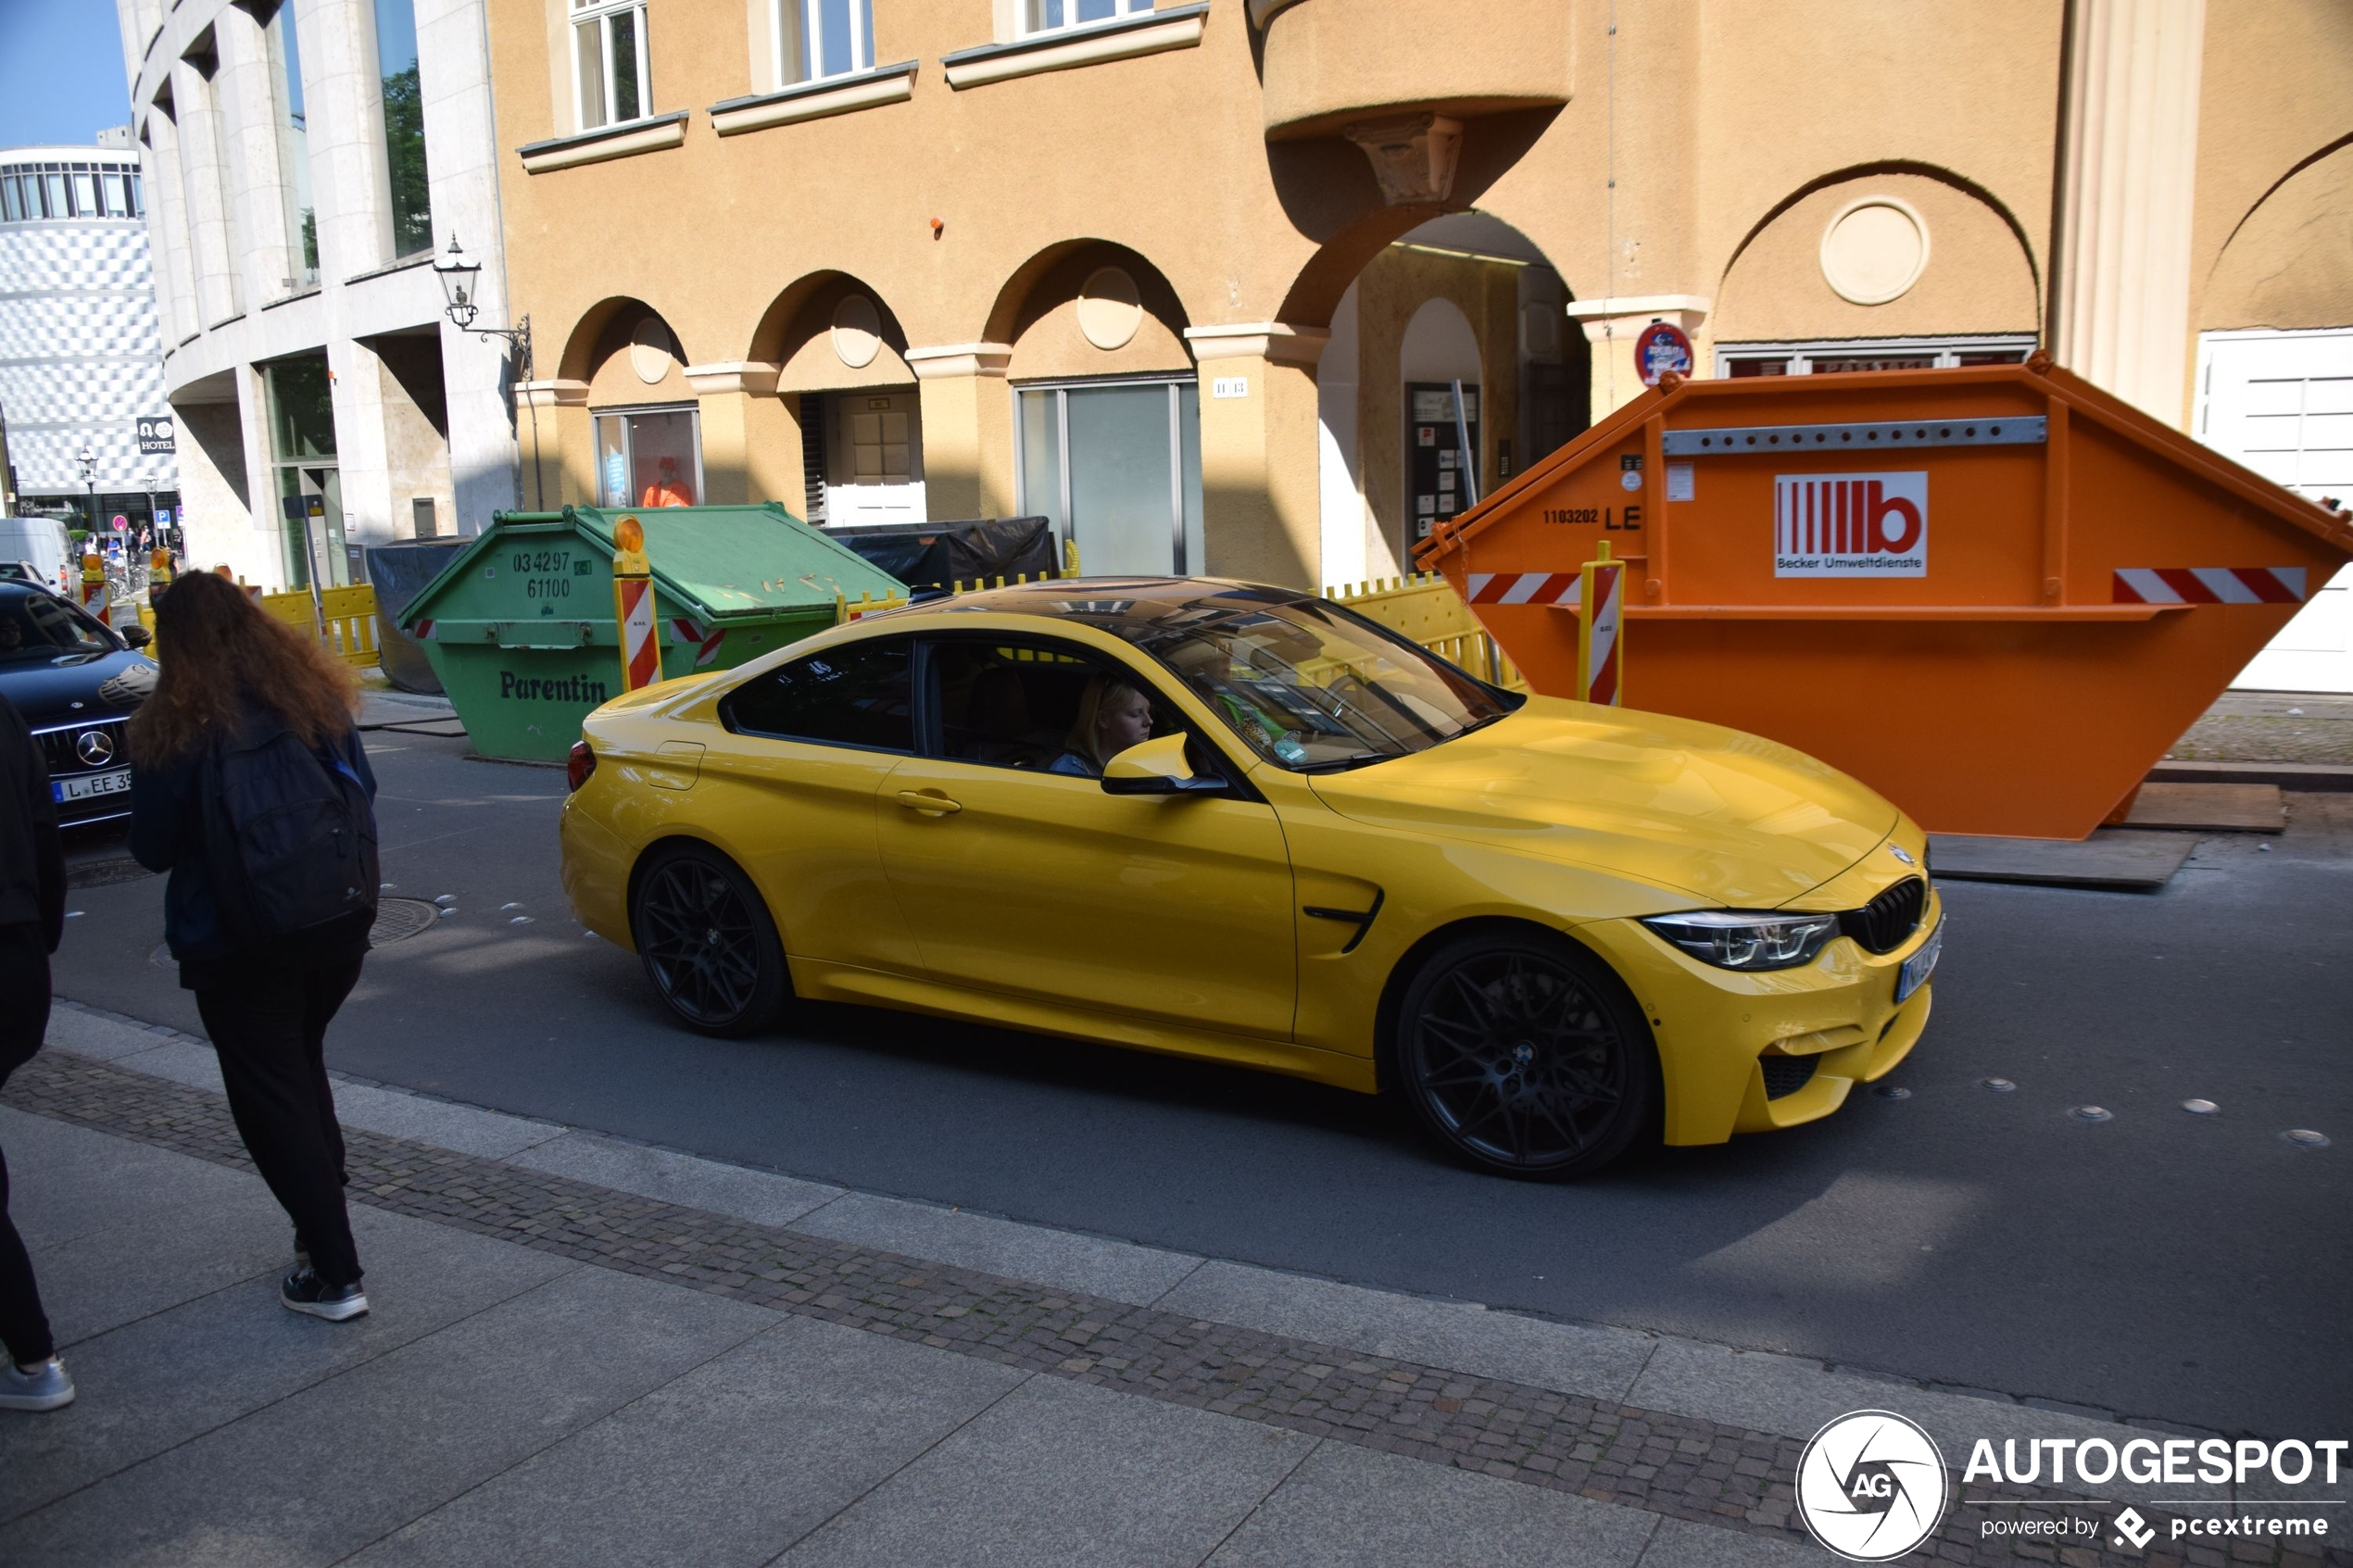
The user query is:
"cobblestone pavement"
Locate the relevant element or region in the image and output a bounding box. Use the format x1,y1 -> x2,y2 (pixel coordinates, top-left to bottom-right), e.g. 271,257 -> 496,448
6,1048 -> 2343,1568
2169,693 -> 2353,764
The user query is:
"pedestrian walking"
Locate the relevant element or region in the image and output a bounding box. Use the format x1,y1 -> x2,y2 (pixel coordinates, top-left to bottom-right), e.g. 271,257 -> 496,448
0,692 -> 74,1411
129,570 -> 381,1323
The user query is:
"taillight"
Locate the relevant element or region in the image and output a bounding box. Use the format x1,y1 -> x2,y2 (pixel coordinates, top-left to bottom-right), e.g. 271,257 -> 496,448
567,740 -> 596,792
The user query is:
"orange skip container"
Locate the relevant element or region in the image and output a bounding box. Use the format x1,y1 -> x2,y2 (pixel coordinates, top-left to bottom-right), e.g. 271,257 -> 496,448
1414,359 -> 2353,841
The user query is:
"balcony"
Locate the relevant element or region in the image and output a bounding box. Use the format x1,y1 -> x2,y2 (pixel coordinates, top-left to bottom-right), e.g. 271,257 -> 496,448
1254,0 -> 1570,141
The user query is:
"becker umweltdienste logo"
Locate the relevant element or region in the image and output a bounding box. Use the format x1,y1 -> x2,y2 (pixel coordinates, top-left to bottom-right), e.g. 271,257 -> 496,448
1795,1410 -> 1952,1562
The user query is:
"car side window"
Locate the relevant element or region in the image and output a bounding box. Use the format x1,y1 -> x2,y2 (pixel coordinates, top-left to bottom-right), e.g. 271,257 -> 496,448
721,638 -> 912,752
924,636 -> 1231,781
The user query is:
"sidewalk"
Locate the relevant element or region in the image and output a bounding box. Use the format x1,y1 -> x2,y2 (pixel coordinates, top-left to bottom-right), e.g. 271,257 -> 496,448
0,1005 -> 2334,1568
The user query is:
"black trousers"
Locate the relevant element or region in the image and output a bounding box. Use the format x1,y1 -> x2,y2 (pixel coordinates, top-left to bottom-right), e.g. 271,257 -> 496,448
0,922 -> 55,1366
195,960 -> 366,1289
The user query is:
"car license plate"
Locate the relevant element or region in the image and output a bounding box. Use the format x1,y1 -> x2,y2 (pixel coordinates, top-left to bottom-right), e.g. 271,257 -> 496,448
1894,917 -> 1943,1004
55,768 -> 132,803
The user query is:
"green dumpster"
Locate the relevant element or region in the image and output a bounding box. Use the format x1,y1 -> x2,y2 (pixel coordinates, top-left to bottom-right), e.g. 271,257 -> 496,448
397,502 -> 906,761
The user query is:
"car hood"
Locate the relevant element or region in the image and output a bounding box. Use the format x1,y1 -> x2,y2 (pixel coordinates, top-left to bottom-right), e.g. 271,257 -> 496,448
0,649 -> 157,730
1305,697 -> 1900,908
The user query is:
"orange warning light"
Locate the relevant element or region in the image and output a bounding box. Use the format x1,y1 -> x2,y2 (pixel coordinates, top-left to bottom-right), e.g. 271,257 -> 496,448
613,514 -> 644,553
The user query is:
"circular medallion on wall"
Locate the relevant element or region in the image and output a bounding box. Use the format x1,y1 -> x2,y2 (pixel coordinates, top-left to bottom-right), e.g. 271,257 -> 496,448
831,295 -> 884,370
1076,266 -> 1143,351
1818,196 -> 1930,306
628,318 -> 675,384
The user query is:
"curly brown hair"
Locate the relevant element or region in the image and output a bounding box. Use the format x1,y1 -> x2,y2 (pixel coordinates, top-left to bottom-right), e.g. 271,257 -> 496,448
128,570 -> 360,765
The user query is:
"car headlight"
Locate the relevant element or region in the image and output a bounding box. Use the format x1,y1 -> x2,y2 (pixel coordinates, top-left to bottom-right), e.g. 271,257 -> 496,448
1639,909 -> 1840,972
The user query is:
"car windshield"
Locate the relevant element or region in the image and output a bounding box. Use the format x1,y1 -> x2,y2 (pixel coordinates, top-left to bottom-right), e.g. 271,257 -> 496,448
1037,583 -> 1516,771
0,588 -> 118,664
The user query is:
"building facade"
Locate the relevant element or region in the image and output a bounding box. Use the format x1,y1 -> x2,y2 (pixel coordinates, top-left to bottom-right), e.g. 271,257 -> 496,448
479,0 -> 2347,685
115,0 -> 519,591
0,136 -> 181,543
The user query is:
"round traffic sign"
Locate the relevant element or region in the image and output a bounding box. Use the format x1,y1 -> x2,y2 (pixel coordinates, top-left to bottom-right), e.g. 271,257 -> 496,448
1634,320 -> 1694,386
110,514 -> 127,531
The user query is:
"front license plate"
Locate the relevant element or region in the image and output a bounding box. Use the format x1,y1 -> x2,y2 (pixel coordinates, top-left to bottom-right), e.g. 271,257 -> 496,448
55,768 -> 132,803
1894,917 -> 1943,1005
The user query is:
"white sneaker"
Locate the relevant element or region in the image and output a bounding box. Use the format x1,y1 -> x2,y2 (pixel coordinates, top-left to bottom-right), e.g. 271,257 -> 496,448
0,1357 -> 75,1412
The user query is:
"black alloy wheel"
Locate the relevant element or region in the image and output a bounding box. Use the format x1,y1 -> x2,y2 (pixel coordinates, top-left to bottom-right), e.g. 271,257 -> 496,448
629,845 -> 789,1036
1393,931 -> 1656,1178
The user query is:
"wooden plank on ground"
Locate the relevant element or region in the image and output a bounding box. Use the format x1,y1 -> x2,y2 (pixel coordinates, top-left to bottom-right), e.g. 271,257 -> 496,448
1927,831 -> 2196,891
2123,782 -> 2284,833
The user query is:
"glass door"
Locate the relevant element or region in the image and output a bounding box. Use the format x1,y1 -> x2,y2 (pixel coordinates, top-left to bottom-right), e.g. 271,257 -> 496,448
265,355 -> 344,588
1016,379 -> 1202,576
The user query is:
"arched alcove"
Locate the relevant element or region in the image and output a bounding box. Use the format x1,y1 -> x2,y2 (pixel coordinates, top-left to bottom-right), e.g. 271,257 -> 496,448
1307,210 -> 1583,585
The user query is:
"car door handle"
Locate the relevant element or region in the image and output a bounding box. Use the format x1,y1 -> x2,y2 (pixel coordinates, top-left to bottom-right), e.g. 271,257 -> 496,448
896,790 -> 963,816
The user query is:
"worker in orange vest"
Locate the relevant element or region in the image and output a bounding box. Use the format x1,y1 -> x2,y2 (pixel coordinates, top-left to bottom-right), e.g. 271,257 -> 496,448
638,456 -> 694,508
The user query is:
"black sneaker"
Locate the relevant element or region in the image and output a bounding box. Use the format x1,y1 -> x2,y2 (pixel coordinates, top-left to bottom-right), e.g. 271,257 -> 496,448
281,1267 -> 369,1322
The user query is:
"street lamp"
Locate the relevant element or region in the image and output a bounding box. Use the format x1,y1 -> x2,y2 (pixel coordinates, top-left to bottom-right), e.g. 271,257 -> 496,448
434,232 -> 541,508
78,444 -> 96,537
433,233 -> 531,375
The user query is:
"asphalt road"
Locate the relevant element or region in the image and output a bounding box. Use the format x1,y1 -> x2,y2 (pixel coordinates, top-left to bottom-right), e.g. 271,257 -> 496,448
48,719 -> 2353,1441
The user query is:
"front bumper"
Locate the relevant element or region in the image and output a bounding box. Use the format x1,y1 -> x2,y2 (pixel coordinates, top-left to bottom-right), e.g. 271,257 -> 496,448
1576,884 -> 1943,1146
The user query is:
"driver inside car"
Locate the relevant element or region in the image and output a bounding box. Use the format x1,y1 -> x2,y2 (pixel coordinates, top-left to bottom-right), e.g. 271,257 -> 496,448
1047,675 -> 1155,777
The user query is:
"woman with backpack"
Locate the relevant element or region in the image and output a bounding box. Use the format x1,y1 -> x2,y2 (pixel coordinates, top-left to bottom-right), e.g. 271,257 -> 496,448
129,570 -> 379,1322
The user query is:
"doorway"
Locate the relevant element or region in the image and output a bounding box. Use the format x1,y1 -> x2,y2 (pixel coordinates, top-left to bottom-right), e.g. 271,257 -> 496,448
820,387 -> 926,526
1016,378 -> 1202,576
2197,328 -> 2353,692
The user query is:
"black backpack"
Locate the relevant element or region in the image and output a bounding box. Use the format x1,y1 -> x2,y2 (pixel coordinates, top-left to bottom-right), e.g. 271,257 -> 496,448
200,716 -> 379,944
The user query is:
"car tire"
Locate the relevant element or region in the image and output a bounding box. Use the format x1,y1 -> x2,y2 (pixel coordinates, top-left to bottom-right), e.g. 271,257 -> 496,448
628,843 -> 790,1037
1391,929 -> 1657,1179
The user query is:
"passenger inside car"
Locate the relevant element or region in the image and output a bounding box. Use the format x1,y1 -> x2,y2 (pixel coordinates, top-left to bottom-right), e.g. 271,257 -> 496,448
934,643 -> 1175,776
1045,676 -> 1154,777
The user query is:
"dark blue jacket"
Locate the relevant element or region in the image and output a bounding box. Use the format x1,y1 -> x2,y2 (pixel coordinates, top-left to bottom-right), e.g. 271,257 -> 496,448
131,711 -> 378,985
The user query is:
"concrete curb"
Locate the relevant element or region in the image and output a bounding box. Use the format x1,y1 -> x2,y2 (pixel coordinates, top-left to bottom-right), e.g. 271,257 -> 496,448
44,995 -> 2242,1507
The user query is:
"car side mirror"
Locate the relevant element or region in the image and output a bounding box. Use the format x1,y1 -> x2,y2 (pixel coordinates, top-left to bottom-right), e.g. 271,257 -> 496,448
1101,733 -> 1227,796
120,624 -> 152,648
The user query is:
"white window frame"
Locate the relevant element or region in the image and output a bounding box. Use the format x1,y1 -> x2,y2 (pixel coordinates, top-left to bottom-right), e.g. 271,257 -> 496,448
571,0 -> 652,132
1020,0 -> 1152,39
593,403 -> 705,510
1013,374 -> 1198,576
774,0 -> 876,86
1712,332 -> 2038,378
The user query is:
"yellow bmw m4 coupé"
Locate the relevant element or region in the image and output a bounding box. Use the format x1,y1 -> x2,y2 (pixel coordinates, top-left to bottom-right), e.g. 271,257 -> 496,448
560,579 -> 1941,1178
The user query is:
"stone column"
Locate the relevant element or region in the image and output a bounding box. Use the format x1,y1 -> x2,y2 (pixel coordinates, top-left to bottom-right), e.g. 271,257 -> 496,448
211,2 -> 296,311
169,387 -> 266,583
139,116 -> 199,349
683,363 -> 784,506
298,0 -> 395,277
906,344 -> 1014,521
419,0 -> 522,532
516,381 -> 591,506
327,335 -> 392,576
235,363 -> 284,587
1185,323 -> 1328,590
1564,295 -> 1710,420
170,57 -> 243,326
2051,0 -> 2208,426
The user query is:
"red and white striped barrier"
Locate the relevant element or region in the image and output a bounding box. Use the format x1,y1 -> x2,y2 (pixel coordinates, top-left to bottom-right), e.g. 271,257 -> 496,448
2111,568 -> 2307,605
1466,571 -> 1581,606
1577,552 -> 1624,707
610,515 -> 661,692
616,574 -> 660,689
669,617 -> 725,667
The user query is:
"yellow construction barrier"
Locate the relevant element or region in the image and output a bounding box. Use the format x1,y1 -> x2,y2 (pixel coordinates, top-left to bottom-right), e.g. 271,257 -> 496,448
1323,572 -> 1529,692
834,586 -> 912,623
139,580 -> 382,669
257,584 -> 381,667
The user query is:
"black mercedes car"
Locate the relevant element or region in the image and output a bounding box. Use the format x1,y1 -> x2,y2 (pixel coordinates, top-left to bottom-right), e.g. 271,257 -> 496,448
0,581 -> 157,827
